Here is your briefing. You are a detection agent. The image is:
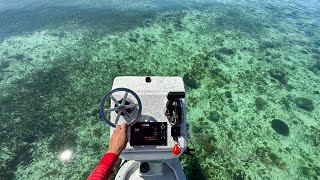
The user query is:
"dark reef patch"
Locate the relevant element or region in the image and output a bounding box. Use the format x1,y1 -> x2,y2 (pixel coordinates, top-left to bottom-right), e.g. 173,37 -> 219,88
255,146 -> 286,168
299,166 -> 320,179
311,48 -> 320,55
259,41 -> 279,49
279,96 -> 291,110
233,170 -> 246,180
0,6 -> 160,41
128,37 -> 137,43
300,50 -> 308,54
265,51 -> 272,56
271,119 -> 289,136
218,47 -> 235,55
255,97 -> 267,110
0,61 -> 72,178
0,61 -> 10,70
309,60 -> 320,73
192,125 -> 204,134
314,40 -> 320,47
229,103 -> 239,112
214,53 -> 224,61
224,91 -> 232,98
313,54 -> 320,60
49,131 -> 78,153
208,111 -> 220,122
314,60 -> 320,70
10,54 -> 25,61
294,97 -> 314,111
196,134 -> 219,155
183,156 -> 206,180
0,142 -> 35,179
268,69 -> 287,84
212,7 -> 265,37
191,118 -> 208,135
183,73 -> 200,89
210,68 -> 222,76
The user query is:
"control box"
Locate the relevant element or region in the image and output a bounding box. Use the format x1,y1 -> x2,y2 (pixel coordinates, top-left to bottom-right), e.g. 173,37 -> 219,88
109,76 -> 187,160
130,122 -> 167,146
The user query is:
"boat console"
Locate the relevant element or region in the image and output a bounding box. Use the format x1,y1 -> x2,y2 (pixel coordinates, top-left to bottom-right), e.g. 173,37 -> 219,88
99,76 -> 189,180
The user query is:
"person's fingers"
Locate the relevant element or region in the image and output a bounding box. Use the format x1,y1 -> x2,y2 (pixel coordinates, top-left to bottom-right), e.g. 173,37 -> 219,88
115,124 -> 121,133
121,123 -> 128,133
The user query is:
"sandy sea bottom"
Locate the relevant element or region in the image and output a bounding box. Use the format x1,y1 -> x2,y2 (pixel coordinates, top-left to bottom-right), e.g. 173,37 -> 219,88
0,0 -> 320,179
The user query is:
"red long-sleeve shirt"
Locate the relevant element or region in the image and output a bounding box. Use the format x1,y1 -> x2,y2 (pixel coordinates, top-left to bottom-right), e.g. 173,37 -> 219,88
87,153 -> 118,180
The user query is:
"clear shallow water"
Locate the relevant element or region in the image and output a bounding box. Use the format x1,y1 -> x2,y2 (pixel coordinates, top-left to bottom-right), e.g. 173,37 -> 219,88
0,0 -> 319,179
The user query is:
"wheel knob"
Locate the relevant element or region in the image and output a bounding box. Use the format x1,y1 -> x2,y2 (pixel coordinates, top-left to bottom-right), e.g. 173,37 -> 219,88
172,144 -> 180,155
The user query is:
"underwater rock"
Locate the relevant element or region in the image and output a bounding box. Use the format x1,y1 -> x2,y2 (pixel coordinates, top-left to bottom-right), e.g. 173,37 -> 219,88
294,97 -> 314,111
233,170 -> 246,180
183,74 -> 200,89
218,47 -> 235,55
314,60 -> 320,70
299,165 -> 320,179
90,108 -> 99,117
313,54 -> 320,60
265,51 -> 272,56
309,60 -> 320,73
259,41 -> 276,49
11,54 -> 25,61
314,40 -> 320,47
255,97 -> 267,110
268,69 -> 287,84
300,50 -> 308,54
271,119 -> 289,136
285,84 -> 295,91
0,61 -> 10,70
311,48 -> 320,55
128,37 -> 137,43
49,132 -> 78,153
203,62 -> 209,68
230,103 -> 239,112
279,97 -> 291,110
192,126 -> 203,134
23,133 -> 37,143
14,142 -> 34,166
208,111 -> 220,122
224,91 -> 232,98
144,37 -> 151,43
214,53 -> 224,61
304,30 -> 315,37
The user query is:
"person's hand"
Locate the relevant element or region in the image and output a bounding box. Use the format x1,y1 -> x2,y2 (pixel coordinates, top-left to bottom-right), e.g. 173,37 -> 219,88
107,123 -> 128,155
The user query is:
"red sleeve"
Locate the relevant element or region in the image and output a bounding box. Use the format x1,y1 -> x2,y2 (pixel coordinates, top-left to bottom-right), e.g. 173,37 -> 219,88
87,153 -> 119,180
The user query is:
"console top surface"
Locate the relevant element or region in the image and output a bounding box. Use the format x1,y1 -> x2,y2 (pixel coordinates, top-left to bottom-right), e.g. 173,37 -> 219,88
109,76 -> 187,160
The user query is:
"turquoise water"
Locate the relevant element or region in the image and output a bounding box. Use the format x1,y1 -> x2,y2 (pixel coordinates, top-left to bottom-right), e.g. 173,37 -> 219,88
0,0 -> 319,179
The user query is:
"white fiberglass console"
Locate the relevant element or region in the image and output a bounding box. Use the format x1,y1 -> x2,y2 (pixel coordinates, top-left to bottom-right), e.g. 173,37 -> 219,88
99,76 -> 190,180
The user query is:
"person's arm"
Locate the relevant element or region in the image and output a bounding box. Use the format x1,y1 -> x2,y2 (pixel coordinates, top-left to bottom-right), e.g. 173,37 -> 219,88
87,123 -> 128,180
86,153 -> 118,180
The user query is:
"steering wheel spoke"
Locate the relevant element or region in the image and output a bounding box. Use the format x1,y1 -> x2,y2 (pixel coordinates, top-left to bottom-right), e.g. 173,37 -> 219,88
121,92 -> 129,105
100,88 -> 142,128
110,95 -> 120,105
104,107 -> 118,112
115,112 -> 121,125
123,109 -> 131,119
124,104 -> 138,108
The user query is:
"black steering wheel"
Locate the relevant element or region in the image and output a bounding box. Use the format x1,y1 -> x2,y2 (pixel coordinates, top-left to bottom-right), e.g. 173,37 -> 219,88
100,88 -> 142,127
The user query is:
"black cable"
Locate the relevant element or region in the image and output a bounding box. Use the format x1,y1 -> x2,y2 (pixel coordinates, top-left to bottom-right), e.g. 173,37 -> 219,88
118,160 -> 128,170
